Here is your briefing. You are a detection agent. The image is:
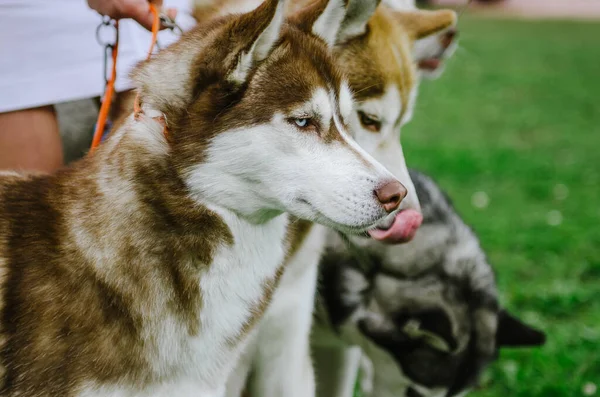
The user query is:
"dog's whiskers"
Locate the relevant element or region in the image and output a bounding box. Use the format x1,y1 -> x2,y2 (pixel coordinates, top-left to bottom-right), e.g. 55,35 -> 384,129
353,83 -> 382,96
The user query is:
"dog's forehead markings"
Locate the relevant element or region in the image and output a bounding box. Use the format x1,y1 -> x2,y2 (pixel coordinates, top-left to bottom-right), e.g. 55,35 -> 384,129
312,0 -> 347,46
311,87 -> 333,126
328,88 -> 353,143
339,81 -> 354,121
390,38 -> 404,71
360,85 -> 402,129
389,42 -> 413,122
401,84 -> 419,128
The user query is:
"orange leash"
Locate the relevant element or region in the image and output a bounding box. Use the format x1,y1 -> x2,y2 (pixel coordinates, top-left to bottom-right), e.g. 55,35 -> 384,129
133,4 -> 160,118
91,4 -> 164,152
91,20 -> 119,151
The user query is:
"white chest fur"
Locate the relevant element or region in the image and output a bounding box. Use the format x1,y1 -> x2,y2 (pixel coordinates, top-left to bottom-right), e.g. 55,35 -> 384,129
80,207 -> 289,397
188,206 -> 289,385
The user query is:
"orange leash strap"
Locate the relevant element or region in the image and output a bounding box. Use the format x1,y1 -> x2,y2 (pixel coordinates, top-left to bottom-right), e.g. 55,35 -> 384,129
91,20 -> 119,151
133,4 -> 161,118
133,4 -> 170,141
91,4 -> 164,152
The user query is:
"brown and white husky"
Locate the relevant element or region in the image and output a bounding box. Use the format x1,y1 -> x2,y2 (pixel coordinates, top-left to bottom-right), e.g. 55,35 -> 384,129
185,1 -> 463,396
0,0 -> 410,395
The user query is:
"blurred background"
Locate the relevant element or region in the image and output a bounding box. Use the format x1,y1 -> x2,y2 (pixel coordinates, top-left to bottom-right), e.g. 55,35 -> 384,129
55,0 -> 600,395
403,0 -> 600,396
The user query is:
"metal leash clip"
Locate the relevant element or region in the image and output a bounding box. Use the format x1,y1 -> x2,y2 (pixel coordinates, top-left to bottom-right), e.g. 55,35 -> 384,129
159,13 -> 183,34
95,16 -> 118,86
95,16 -> 116,46
155,13 -> 183,50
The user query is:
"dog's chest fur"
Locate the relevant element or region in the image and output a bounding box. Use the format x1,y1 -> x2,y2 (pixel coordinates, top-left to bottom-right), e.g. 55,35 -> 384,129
189,207 -> 288,380
0,143 -> 289,396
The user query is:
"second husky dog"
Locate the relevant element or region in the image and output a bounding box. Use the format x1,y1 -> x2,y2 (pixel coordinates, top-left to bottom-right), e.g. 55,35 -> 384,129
225,4 -> 462,397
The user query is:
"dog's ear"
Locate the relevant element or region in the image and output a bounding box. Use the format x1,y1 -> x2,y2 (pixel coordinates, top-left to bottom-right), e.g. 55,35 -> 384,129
392,9 -> 457,79
398,309 -> 458,353
226,0 -> 286,85
336,0 -> 381,44
291,0 -> 348,47
131,0 -> 286,113
393,9 -> 456,40
496,309 -> 547,348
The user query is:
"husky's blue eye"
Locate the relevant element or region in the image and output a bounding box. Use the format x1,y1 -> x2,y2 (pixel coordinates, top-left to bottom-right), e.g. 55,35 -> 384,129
288,117 -> 316,131
294,118 -> 309,128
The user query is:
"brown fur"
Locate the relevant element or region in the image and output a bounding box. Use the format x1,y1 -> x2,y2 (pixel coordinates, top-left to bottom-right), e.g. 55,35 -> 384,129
0,1 -> 352,394
288,0 -> 343,33
126,10 -> 347,170
393,9 -> 456,40
110,89 -> 136,129
116,2 -> 455,130
0,145 -> 232,394
184,1 -> 455,129
285,219 -> 314,262
335,6 -> 417,112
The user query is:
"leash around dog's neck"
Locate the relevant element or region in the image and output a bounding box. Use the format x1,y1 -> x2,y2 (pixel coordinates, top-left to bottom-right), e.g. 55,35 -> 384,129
91,4 -> 175,152
131,4 -> 168,140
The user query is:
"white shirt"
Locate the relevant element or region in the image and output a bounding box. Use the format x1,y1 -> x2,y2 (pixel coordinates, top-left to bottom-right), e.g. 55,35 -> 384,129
0,0 -> 195,112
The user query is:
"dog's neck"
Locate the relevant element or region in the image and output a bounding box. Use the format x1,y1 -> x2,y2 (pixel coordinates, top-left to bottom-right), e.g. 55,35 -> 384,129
86,117 -> 197,224
95,114 -> 285,226
184,155 -> 287,225
68,112 -> 291,304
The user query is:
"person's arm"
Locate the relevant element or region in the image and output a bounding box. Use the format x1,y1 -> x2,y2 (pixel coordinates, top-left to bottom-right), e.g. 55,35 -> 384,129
87,0 -> 176,31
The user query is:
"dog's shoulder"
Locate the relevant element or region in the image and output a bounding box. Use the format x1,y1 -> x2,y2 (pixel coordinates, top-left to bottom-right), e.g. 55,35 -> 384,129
0,171 -> 58,241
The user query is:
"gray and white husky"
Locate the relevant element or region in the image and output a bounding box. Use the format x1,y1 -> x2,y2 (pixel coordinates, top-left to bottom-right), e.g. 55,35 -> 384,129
316,169 -> 546,397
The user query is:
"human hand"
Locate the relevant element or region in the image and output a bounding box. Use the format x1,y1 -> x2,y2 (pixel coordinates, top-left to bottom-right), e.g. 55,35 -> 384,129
87,0 -> 177,31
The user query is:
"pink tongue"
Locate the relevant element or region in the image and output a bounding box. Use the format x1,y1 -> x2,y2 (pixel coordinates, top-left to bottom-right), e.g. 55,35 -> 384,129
368,209 -> 423,244
418,58 -> 441,71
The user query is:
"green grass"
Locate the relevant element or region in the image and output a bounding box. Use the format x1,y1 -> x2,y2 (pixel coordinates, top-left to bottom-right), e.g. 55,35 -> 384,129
403,17 -> 600,397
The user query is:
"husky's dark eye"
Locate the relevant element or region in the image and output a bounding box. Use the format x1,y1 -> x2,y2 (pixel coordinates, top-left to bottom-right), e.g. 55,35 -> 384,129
358,111 -> 381,133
